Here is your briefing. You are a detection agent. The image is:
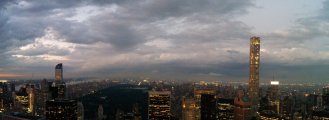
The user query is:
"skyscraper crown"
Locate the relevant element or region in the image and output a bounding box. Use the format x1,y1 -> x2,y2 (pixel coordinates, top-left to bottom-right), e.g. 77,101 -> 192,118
55,63 -> 62,69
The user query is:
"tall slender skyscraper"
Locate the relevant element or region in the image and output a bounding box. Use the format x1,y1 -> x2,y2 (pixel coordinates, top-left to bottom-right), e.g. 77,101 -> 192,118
248,36 -> 260,112
26,84 -> 35,114
55,63 -> 63,82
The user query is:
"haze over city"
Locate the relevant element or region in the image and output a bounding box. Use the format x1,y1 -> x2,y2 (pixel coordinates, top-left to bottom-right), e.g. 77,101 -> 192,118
1,0 -> 329,83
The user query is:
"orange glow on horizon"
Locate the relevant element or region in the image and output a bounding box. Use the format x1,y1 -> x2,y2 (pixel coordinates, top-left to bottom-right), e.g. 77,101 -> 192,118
0,73 -> 25,77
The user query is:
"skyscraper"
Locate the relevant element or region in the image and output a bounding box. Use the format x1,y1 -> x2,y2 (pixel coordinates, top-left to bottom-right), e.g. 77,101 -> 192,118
182,97 -> 197,120
269,81 -> 280,114
39,79 -> 49,116
0,80 -> 12,112
98,104 -> 104,120
13,86 -> 29,113
269,81 -> 279,101
55,63 -> 63,82
217,98 -> 234,120
0,80 -> 8,112
248,36 -> 260,112
200,94 -> 216,120
280,96 -> 293,120
194,89 -> 216,119
26,84 -> 35,114
52,63 -> 66,99
322,85 -> 329,107
148,91 -> 171,120
77,102 -> 84,120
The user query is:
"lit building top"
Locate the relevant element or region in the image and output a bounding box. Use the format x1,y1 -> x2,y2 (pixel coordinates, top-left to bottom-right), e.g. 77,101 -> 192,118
149,91 -> 171,106
55,63 -> 63,69
270,81 -> 279,85
323,85 -> 329,95
250,36 -> 260,45
194,89 -> 216,99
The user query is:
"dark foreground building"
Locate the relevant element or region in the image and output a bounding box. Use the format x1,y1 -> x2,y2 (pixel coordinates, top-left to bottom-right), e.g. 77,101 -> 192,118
2,112 -> 43,120
200,94 -> 216,120
45,99 -> 77,120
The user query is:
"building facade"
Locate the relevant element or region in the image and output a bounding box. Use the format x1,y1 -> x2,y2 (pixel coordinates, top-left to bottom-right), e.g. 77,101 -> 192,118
249,36 -> 260,113
200,94 -> 216,120
323,85 -> 329,107
45,99 -> 78,120
55,63 -> 63,82
194,89 -> 216,120
0,80 -> 12,112
54,63 -> 66,99
182,97 -> 197,120
234,90 -> 252,120
217,98 -> 234,120
148,91 -> 171,120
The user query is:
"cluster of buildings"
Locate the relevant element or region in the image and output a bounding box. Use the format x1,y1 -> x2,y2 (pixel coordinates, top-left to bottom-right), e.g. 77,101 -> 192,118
0,37 -> 328,120
179,36 -> 262,120
178,37 -> 329,120
0,64 -> 83,120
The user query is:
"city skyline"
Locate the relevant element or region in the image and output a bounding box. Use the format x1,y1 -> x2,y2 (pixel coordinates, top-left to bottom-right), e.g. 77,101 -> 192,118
0,0 -> 329,83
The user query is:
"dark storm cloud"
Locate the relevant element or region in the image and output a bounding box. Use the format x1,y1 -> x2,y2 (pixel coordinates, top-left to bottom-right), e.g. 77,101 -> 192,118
259,63 -> 329,84
46,0 -> 254,50
88,0 -> 252,17
5,0 -> 324,82
126,0 -> 252,20
51,18 -> 145,50
0,0 -> 16,9
0,0 -> 19,70
0,1 -> 45,50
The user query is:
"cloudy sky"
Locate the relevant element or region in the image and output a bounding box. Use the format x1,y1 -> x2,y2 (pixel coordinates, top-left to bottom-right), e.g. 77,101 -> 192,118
1,0 -> 329,83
